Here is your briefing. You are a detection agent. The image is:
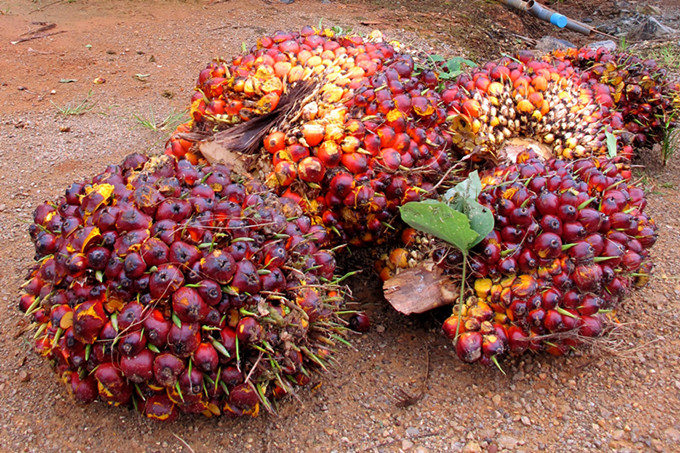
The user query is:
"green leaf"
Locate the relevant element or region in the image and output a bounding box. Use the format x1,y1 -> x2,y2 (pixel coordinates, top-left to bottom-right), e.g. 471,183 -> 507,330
466,199 -> 494,247
453,170 -> 483,200
428,54 -> 445,63
605,131 -> 617,158
400,200 -> 479,252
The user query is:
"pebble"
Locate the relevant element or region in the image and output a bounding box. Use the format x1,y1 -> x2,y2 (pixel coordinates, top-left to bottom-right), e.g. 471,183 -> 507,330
463,441 -> 481,453
376,325 -> 386,333
19,371 -> 30,382
520,416 -> 531,426
497,435 -> 518,450
402,439 -> 414,450
406,427 -> 420,437
664,427 -> 680,442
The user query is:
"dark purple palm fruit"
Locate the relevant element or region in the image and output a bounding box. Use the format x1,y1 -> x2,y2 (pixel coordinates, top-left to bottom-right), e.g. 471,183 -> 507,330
172,287 -> 209,323
149,263 -> 185,299
120,349 -> 155,383
153,353 -> 185,388
94,362 -> 133,405
143,309 -> 172,348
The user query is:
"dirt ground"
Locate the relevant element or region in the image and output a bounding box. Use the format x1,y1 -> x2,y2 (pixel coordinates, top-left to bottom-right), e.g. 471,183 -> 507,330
1,0 -> 680,452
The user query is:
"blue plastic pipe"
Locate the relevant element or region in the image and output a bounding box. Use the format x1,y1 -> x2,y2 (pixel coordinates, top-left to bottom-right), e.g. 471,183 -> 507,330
501,0 -> 592,35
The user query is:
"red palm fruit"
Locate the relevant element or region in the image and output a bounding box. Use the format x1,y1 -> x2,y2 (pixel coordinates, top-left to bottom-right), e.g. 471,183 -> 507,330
578,208 -> 603,234
120,349 -> 154,383
95,362 -> 132,405
218,327 -> 237,359
517,249 -> 538,272
229,383 -> 259,414
220,366 -> 244,388
231,260 -> 261,294
533,232 -> 562,259
317,141 -> 341,168
153,353 -> 185,388
151,219 -> 178,245
274,161 -> 297,186
573,264 -> 603,292
196,279 -> 222,306
173,287 -> 209,323
563,222 -> 586,242
144,394 -> 178,422
123,252 -> 146,279
156,199 -> 191,222
456,331 -> 483,363
168,241 -> 200,268
568,241 -> 594,264
349,312 -> 371,333
541,288 -> 561,310
557,204 -> 578,222
236,317 -> 263,343
578,293 -> 602,316
263,131 -> 286,154
34,232 -> 57,256
585,234 -> 605,255
149,263 -> 185,299
139,238 -> 170,267
142,309 -> 172,348
118,330 -> 146,357
168,322 -> 201,358
579,316 -> 603,337
65,254 -> 87,278
117,301 -> 144,331
178,367 -> 203,400
298,157 -> 325,183
379,148 -> 401,170
621,250 -> 642,271
69,373 -> 98,404
194,342 -> 219,373
313,250 -> 336,279
482,334 -> 505,359
527,308 -> 546,331
543,309 -> 564,332
508,299 -> 527,320
341,153 -> 368,174
200,250 -> 236,285
540,215 -> 562,235
301,123 -> 324,146
72,300 -> 106,344
86,247 -> 111,271
116,207 -> 152,232
601,239 -> 625,266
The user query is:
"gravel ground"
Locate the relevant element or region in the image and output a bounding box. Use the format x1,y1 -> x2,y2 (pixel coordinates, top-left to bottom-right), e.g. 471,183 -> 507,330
0,1 -> 679,452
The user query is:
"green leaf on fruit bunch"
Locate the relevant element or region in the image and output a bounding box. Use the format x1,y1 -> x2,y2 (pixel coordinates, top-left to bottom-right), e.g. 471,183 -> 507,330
400,200 -> 480,253
444,170 -> 483,202
605,131 -> 617,158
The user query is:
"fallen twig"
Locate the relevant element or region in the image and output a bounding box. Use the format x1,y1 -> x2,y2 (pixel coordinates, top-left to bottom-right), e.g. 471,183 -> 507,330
12,31 -> 67,45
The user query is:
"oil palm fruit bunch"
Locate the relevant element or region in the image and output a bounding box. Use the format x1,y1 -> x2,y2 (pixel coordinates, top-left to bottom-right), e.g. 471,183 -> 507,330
441,50 -> 634,161
167,26 -> 457,246
549,46 -> 680,148
19,152 -> 350,421
385,149 -> 656,365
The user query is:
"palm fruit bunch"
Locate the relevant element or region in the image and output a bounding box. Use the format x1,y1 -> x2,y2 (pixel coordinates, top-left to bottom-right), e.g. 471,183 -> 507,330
167,26 -> 456,246
380,149 -> 657,365
549,46 -> 680,147
440,50 -> 635,161
18,152 -> 349,421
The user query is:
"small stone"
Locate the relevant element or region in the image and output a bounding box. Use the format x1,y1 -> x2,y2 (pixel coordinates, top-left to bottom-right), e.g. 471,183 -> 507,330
612,429 -> 625,440
19,371 -> 30,382
520,416 -> 531,426
0,204 -> 6,211
59,126 -> 71,133
406,427 -> 419,437
498,435 -> 518,450
325,428 -> 338,436
402,439 -> 414,450
414,447 -> 429,453
665,427 -> 680,442
534,36 -> 576,53
463,441 -> 481,453
18,86 -> 26,91
588,40 -> 617,52
50,90 -> 56,95
492,394 -> 501,405
376,325 -> 386,333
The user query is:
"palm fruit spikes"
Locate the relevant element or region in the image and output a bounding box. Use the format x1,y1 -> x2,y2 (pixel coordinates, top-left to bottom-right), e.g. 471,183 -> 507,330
381,149 -> 656,365
19,152 -> 351,421
549,46 -> 680,148
167,27 -> 459,246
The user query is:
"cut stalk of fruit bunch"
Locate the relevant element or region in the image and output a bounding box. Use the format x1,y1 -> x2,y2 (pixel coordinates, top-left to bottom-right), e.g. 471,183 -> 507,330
20,152 -> 356,421
166,27 -> 677,249
381,148 -> 656,365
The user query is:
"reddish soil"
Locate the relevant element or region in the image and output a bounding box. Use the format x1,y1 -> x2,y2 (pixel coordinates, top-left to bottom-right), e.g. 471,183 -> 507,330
1,0 -> 679,452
